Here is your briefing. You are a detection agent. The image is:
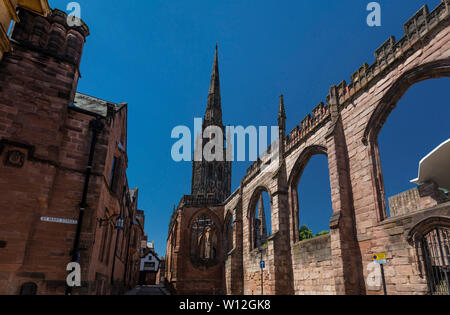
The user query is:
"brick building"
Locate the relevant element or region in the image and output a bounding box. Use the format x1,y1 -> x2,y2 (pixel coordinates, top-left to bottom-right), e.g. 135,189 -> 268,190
0,7 -> 144,295
139,245 -> 161,285
166,1 -> 450,295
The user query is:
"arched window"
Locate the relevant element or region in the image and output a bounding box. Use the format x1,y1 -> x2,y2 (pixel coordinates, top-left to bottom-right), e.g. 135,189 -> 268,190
190,213 -> 218,265
421,227 -> 450,295
288,146 -> 331,242
249,188 -> 272,250
296,154 -> 332,241
19,282 -> 37,295
374,78 -> 450,218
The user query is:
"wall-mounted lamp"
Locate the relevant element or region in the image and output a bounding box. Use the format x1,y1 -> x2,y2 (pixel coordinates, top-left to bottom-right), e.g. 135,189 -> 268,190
98,215 -> 126,230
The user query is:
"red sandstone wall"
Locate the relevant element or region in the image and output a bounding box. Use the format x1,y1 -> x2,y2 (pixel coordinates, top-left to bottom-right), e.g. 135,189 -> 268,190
0,9 -> 141,295
291,235 -> 335,295
222,1 -> 450,296
166,204 -> 225,295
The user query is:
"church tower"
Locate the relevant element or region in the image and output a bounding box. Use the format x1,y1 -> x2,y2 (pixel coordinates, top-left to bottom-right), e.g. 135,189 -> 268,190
191,45 -> 232,203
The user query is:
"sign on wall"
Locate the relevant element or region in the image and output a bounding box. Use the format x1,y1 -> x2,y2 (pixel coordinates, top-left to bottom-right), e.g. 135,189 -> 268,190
372,253 -> 387,265
40,217 -> 78,225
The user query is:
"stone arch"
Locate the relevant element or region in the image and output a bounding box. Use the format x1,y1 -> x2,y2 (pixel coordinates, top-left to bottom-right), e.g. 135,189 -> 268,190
287,145 -> 328,243
247,186 -> 273,251
363,59 -> 450,220
407,216 -> 450,290
188,208 -> 222,268
408,216 -> 450,244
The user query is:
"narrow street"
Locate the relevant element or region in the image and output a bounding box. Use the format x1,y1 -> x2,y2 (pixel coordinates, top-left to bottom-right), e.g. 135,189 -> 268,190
125,285 -> 171,296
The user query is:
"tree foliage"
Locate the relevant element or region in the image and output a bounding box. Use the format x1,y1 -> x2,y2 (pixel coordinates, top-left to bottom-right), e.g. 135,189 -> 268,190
299,225 -> 313,241
299,225 -> 330,241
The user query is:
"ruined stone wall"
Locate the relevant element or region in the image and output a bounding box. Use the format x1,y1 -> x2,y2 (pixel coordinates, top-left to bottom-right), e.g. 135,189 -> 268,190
389,182 -> 449,217
167,204 -> 225,295
223,1 -> 450,296
291,234 -> 335,295
224,191 -> 243,295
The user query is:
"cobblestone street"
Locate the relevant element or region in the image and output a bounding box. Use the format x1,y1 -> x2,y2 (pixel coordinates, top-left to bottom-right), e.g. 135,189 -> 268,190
125,285 -> 171,296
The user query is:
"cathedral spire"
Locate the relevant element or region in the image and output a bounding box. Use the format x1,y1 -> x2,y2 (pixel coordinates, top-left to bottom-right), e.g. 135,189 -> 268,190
279,94 -> 286,119
204,45 -> 222,127
191,45 -> 231,203
258,194 -> 267,241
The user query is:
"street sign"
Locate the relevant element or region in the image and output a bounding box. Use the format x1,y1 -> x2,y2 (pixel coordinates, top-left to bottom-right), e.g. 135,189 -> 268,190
41,217 -> 78,225
372,253 -> 388,295
260,261 -> 265,269
372,253 -> 387,265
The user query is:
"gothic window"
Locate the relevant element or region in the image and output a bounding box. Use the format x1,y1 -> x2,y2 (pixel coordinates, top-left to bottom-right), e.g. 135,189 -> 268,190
190,214 -> 218,266
250,189 -> 272,250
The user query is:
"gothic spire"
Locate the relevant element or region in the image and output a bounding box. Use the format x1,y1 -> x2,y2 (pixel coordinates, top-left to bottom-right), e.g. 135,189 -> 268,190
278,94 -> 286,119
258,194 -> 267,240
204,44 -> 222,127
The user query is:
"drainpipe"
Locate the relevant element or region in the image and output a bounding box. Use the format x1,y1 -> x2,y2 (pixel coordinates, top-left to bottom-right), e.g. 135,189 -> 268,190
66,119 -> 104,295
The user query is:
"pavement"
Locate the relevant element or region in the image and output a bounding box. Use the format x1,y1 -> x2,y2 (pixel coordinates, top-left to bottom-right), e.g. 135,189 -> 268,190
125,285 -> 171,296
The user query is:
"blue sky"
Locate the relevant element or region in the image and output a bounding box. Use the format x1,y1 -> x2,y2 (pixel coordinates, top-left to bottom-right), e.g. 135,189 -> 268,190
50,0 -> 448,255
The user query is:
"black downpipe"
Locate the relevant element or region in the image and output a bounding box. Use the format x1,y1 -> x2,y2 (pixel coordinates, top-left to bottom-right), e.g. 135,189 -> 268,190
66,119 -> 104,295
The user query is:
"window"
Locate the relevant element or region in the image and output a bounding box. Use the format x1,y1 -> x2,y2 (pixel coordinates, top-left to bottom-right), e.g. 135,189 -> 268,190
144,262 -> 155,269
110,157 -> 118,188
190,214 -> 218,265
7,21 -> 14,36
250,189 -> 272,250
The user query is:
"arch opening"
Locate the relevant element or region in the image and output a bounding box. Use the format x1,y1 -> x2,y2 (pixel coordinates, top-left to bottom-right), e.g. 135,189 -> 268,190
369,77 -> 450,219
288,146 -> 332,243
364,61 -> 450,220
248,187 -> 272,251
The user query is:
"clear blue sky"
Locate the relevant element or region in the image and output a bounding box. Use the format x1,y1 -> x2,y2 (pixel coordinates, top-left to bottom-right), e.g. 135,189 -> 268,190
50,0 -> 448,255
